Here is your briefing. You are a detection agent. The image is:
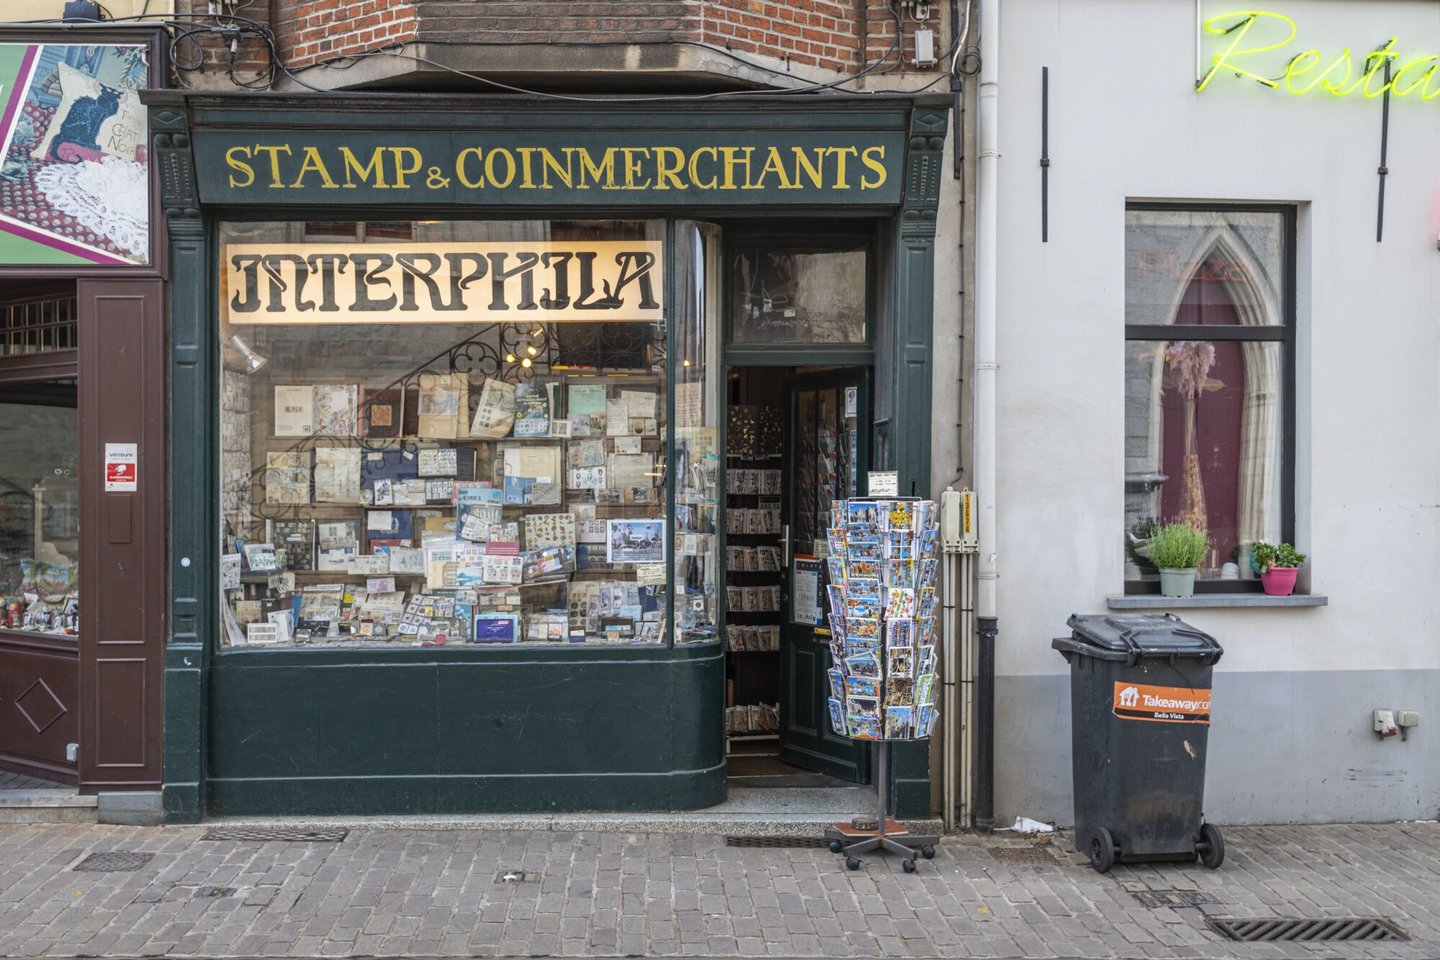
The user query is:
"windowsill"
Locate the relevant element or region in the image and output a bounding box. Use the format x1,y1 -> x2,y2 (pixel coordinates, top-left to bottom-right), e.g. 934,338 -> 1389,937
1107,593 -> 1327,609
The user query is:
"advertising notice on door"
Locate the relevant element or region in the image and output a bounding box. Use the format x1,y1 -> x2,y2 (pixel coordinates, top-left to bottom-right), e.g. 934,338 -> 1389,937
104,442 -> 138,492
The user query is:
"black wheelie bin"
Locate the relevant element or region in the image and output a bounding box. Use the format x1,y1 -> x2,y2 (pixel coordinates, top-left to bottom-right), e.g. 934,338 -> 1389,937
1052,613 -> 1225,873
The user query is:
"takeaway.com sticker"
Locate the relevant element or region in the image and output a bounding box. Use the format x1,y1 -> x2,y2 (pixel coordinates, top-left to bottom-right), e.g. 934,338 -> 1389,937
1113,682 -> 1211,725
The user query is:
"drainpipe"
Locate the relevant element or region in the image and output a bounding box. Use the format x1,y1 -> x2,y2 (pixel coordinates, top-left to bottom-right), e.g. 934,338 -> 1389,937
972,0 -> 999,834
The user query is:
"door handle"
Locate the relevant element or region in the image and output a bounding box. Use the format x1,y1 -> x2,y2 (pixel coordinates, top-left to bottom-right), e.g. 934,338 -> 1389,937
780,523 -> 792,567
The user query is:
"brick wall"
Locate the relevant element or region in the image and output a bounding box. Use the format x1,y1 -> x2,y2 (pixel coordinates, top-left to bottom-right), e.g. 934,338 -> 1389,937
175,0 -> 943,86
280,0 -> 420,69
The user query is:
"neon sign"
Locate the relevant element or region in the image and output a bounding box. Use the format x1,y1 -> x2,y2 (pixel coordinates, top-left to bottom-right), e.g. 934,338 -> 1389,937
1198,10 -> 1440,99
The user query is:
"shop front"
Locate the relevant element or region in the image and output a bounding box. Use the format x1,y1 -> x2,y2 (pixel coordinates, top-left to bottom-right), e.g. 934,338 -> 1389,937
1,29 -> 166,815
148,92 -> 949,820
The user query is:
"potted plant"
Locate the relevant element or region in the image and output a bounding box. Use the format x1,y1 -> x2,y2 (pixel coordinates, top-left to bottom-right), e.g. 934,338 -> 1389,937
1147,521 -> 1210,598
1252,541 -> 1306,596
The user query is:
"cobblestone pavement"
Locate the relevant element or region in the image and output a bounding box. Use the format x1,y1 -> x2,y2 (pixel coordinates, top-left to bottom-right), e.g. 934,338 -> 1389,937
0,821 -> 1438,959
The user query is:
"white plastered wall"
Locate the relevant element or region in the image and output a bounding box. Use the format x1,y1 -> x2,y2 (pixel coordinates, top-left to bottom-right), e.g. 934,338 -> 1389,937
989,0 -> 1440,823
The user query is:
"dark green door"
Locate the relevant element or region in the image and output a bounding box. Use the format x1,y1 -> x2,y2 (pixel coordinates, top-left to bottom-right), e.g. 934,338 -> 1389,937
778,368 -> 871,783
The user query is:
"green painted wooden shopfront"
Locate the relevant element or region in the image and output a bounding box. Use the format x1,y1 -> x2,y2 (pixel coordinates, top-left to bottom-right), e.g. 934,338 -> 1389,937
147,91 -> 948,821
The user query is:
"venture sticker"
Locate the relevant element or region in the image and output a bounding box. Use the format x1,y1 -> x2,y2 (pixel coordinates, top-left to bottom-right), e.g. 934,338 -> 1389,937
1112,682 -> 1211,725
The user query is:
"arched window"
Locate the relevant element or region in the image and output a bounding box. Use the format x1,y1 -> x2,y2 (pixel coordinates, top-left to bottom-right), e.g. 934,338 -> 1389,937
1124,207 -> 1294,592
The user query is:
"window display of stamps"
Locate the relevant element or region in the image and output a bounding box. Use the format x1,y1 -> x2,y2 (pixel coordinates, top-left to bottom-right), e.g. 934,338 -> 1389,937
525,513 -> 576,550
417,448 -> 458,477
313,384 -> 359,436
264,451 -> 311,504
242,542 -> 280,573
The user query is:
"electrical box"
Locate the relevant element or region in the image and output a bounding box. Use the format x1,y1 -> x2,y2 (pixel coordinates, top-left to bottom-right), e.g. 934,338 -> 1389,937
941,488 -> 979,554
913,28 -> 937,68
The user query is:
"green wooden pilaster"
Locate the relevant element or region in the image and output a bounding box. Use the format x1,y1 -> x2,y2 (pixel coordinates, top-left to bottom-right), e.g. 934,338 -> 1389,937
152,98 -> 210,823
890,105 -> 948,818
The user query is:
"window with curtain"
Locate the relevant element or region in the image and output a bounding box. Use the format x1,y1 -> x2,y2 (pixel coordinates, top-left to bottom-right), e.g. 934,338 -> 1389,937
1123,206 -> 1294,591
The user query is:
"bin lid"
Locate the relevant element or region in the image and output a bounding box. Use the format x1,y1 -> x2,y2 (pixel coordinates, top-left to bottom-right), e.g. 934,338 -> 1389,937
1060,613 -> 1222,663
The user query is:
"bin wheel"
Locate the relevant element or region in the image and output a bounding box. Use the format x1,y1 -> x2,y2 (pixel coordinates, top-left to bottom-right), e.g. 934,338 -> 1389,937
1198,822 -> 1225,869
902,858 -> 917,874
1088,828 -> 1116,873
920,845 -> 936,860
828,840 -> 843,854
845,857 -> 862,871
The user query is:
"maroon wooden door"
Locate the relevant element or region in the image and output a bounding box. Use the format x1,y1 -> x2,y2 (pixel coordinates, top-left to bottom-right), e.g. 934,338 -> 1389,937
77,279 -> 166,792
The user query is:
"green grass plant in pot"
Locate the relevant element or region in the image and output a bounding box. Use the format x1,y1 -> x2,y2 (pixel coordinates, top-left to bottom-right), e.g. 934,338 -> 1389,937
1252,541 -> 1306,596
1148,521 -> 1210,598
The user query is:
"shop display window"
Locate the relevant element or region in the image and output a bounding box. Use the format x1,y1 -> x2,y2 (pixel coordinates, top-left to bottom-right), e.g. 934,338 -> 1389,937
730,241 -> 868,345
216,218 -> 722,648
1123,207 -> 1293,589
0,381 -> 80,637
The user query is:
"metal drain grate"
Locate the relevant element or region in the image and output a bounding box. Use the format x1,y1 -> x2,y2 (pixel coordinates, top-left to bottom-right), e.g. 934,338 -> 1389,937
73,852 -> 153,872
1134,890 -> 1222,908
724,836 -> 832,849
1208,918 -> 1408,943
201,828 -> 348,843
987,846 -> 1056,864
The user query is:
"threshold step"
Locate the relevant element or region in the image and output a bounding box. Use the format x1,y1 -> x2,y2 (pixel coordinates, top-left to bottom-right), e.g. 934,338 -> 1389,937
0,789 -> 97,824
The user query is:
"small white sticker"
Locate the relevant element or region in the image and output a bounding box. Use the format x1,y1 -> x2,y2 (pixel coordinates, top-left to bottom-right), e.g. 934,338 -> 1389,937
844,386 -> 858,418
104,443 -> 138,492
868,471 -> 899,496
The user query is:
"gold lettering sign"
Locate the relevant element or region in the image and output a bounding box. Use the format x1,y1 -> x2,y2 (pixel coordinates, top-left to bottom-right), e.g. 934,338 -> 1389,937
223,241 -> 664,326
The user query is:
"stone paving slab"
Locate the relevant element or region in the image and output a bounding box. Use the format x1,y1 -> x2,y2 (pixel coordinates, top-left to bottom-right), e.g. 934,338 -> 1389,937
0,821 -> 1436,958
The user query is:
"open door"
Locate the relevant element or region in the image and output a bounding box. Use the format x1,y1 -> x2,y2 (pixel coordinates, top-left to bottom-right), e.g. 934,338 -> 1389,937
778,368 -> 871,783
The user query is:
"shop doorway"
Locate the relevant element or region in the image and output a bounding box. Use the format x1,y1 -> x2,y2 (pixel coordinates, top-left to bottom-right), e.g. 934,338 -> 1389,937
724,365 -> 871,788
0,284 -> 80,787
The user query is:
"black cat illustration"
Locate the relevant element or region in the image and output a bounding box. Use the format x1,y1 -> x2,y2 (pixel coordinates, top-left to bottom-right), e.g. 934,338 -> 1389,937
47,84 -> 120,163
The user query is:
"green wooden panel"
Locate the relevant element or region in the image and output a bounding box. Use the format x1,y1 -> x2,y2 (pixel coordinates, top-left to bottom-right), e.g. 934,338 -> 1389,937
206,648 -> 725,814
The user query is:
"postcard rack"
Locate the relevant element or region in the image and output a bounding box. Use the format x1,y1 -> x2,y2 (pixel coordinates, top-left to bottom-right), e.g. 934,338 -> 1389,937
820,497 -> 942,872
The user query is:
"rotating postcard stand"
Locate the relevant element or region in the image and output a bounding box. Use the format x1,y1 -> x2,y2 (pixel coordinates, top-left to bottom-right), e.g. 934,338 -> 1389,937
819,498 -> 942,873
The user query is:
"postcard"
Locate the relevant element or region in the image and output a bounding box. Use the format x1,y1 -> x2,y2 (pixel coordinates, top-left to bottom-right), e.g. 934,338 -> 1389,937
846,675 -> 880,699
846,617 -> 880,640
846,500 -> 883,528
916,673 -> 937,705
844,652 -> 880,678
918,644 -> 937,676
887,646 -> 916,680
887,618 -> 914,649
917,586 -> 938,619
827,668 -> 845,701
884,706 -> 913,740
885,500 -> 913,532
847,577 -> 881,602
607,519 -> 665,564
826,557 -> 847,584
887,587 -> 917,619
847,714 -> 882,740
828,698 -> 847,736
844,597 -> 880,620
849,558 -> 880,580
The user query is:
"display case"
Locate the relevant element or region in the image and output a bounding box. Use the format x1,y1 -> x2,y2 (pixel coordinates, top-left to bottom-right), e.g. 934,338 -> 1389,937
216,218 -> 723,649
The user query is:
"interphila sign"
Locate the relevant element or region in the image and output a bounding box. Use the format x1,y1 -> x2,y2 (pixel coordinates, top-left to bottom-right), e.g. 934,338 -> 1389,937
223,242 -> 663,326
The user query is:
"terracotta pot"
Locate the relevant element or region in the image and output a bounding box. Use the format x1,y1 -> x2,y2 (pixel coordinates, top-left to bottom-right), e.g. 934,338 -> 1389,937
1260,566 -> 1299,596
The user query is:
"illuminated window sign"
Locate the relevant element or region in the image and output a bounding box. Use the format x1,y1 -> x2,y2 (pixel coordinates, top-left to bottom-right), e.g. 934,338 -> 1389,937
1198,10 -> 1440,99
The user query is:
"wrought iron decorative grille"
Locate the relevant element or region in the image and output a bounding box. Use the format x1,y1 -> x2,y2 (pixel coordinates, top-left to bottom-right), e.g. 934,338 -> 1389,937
1,292 -> 78,357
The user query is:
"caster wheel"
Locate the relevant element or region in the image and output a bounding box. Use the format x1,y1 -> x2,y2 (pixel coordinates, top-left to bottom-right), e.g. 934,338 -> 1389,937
1198,822 -> 1225,869
902,858 -> 917,874
845,857 -> 862,871
827,840 -> 843,854
1088,827 -> 1116,874
920,845 -> 936,860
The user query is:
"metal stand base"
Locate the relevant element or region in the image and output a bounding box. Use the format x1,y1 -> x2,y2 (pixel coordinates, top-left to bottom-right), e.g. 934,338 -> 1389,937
824,742 -> 939,872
